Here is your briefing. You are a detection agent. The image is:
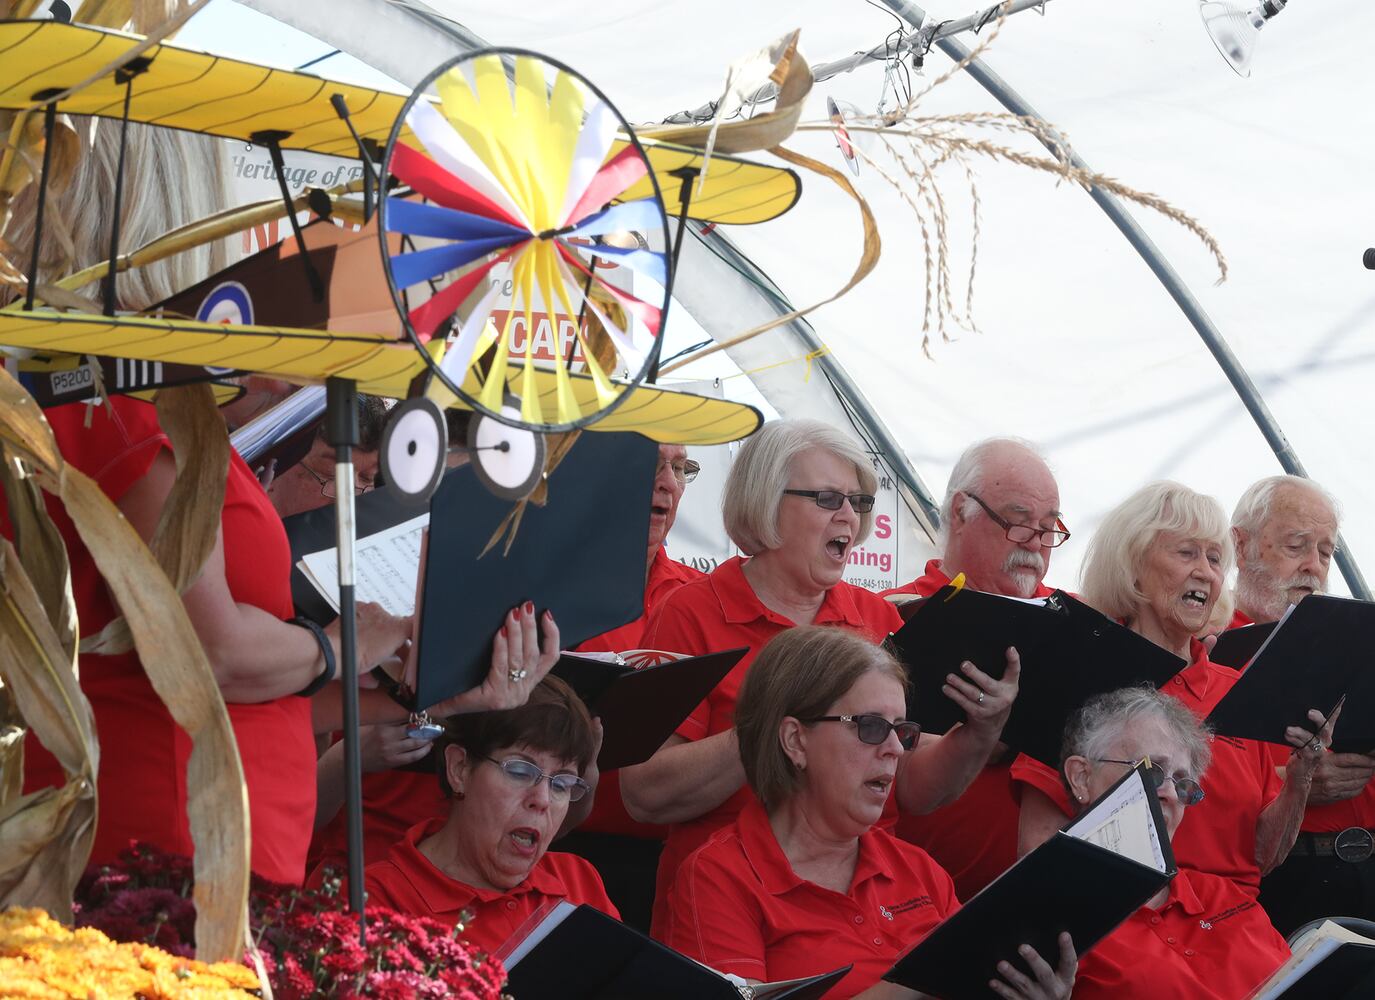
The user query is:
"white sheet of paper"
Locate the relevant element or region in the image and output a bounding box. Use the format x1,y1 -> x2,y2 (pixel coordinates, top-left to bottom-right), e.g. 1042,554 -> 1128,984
1064,767 -> 1168,872
297,512 -> 429,617
500,899 -> 577,968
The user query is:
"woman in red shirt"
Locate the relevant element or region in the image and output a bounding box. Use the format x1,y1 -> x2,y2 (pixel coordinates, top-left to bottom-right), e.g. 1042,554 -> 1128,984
621,419 -> 1020,934
1015,481 -> 1332,896
1052,686 -> 1292,999
364,677 -> 617,954
664,626 -> 1074,999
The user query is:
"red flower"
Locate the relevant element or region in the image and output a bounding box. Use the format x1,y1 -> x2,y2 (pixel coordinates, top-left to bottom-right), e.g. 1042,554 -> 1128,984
73,841 -> 505,1000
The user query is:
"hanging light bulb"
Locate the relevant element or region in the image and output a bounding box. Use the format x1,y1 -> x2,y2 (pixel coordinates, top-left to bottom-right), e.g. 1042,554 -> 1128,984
1199,0 -> 1289,78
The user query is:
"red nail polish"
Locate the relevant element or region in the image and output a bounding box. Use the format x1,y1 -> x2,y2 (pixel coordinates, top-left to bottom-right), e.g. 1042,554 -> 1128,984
524,600 -> 535,614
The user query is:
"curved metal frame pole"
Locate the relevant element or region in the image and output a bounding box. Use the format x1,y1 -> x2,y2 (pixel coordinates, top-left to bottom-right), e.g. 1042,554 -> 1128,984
878,0 -> 1370,599
696,226 -> 943,533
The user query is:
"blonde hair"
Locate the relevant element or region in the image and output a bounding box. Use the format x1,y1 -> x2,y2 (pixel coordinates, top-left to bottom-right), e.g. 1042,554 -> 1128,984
721,419 -> 877,555
1080,481 -> 1234,622
2,116 -> 234,310
735,626 -> 906,809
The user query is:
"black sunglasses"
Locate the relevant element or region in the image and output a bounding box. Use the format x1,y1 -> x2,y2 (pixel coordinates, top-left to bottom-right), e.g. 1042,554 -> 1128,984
783,489 -> 877,514
1097,756 -> 1205,806
805,714 -> 921,751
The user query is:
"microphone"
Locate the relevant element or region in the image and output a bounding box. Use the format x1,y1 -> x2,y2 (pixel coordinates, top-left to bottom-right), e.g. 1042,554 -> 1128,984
1365,248 -> 1375,270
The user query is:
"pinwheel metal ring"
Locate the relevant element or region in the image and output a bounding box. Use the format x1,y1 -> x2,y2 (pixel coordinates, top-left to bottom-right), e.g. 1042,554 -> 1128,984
377,48 -> 674,432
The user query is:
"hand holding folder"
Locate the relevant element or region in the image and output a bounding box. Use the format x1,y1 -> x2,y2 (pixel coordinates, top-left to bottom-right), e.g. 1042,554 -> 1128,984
1206,595 -> 1375,752
888,587 -> 1187,766
884,763 -> 1175,999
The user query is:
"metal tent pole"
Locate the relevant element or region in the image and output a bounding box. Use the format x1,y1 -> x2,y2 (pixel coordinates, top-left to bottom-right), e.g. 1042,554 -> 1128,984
878,0 -> 1370,599
326,377 -> 367,940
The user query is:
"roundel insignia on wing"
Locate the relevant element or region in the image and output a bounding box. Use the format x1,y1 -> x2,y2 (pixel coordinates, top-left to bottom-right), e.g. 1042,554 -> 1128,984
380,397 -> 448,507
196,281 -> 255,327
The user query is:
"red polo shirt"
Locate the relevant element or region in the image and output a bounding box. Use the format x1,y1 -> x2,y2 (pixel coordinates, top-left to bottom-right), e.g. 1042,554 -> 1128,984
7,396 -> 315,884
1229,608 -> 1255,629
573,547 -> 704,841
577,546 -> 704,655
309,768 -> 449,879
642,556 -> 903,934
363,818 -> 619,955
884,559 -> 1054,899
1011,639 -> 1282,897
662,798 -> 959,998
1075,868 -> 1288,999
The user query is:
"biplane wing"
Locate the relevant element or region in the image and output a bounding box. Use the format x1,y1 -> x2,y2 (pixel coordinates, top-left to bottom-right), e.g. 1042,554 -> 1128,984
0,310 -> 762,445
0,19 -> 799,225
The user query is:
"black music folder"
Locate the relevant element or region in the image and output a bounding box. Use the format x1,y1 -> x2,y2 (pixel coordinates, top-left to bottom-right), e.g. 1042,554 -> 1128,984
499,902 -> 849,1000
886,586 -> 1064,736
885,763 -> 1175,1000
1211,620 -> 1278,669
888,587 -> 1187,766
552,648 -> 747,771
1251,920 -> 1375,999
412,431 -> 656,709
1205,595 -> 1375,752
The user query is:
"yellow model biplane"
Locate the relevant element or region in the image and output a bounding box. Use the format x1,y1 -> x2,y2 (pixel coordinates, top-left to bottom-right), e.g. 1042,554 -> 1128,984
0,18 -> 802,456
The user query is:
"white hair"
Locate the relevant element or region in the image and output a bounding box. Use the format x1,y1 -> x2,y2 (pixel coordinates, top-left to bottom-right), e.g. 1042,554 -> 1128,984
1080,481 -> 1235,623
940,437 -> 1051,540
721,418 -> 877,555
1062,686 -> 1212,781
1231,475 -> 1341,556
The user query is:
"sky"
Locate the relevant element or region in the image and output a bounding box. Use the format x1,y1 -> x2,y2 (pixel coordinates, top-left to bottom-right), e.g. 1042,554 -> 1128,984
173,0 -> 1375,595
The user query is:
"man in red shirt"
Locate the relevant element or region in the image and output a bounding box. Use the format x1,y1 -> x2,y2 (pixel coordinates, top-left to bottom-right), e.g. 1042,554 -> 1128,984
882,438 -> 1068,899
885,437 -> 1065,602
1228,476 -> 1375,932
1230,474 -> 1339,629
560,443 -> 705,931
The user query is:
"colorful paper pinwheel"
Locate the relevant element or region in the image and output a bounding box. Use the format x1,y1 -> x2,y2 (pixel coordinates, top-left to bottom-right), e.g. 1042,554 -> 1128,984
378,49 -> 673,432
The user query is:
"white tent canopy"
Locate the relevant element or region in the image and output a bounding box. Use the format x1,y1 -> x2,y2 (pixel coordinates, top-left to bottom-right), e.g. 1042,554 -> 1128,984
195,0 -> 1374,595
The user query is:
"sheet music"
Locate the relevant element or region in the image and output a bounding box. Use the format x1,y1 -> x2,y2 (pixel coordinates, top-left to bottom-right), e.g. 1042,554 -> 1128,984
1064,768 -> 1168,872
297,512 -> 429,617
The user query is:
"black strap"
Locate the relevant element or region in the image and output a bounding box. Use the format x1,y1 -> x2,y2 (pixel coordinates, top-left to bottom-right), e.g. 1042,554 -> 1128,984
290,616 -> 336,697
251,130 -> 325,302
369,664 -> 416,711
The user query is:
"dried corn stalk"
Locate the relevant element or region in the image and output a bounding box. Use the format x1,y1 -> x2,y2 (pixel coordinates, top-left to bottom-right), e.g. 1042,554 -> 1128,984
0,369 -> 249,962
795,15 -> 1228,356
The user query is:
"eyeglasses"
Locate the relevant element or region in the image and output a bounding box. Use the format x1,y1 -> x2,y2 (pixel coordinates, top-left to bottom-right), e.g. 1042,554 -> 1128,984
783,489 -> 877,514
965,492 -> 1071,548
657,456 -> 700,485
482,755 -> 590,802
805,714 -> 922,751
1096,756 -> 1205,806
298,461 -> 373,498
